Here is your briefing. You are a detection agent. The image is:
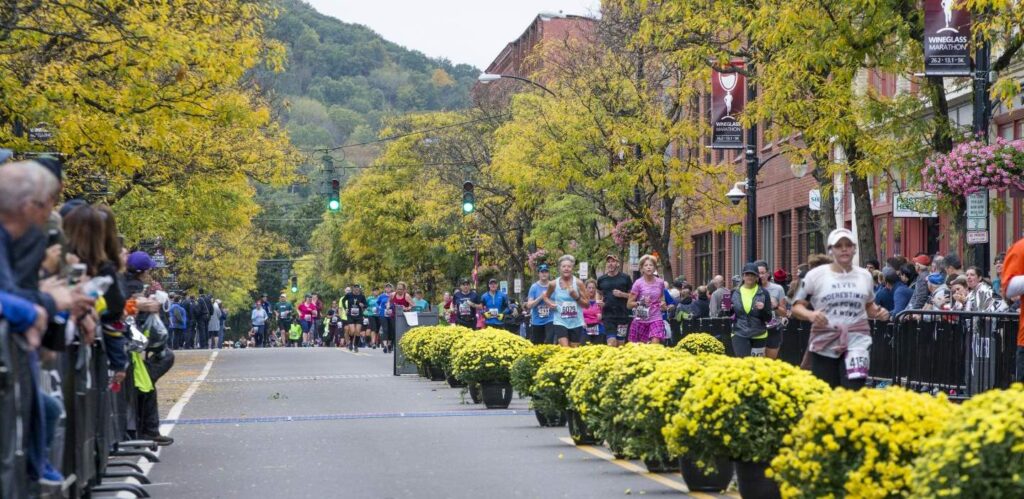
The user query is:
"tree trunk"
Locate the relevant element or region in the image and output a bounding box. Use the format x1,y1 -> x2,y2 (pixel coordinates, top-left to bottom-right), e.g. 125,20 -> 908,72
811,151 -> 837,237
845,143 -> 878,263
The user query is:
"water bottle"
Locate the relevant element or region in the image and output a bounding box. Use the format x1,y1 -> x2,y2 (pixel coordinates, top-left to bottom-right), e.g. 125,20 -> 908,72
82,275 -> 114,298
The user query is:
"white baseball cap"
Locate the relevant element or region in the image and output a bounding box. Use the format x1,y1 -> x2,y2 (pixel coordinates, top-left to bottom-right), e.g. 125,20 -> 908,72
827,228 -> 856,248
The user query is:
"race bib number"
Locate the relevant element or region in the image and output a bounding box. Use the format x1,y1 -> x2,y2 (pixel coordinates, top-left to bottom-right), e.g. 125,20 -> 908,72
635,305 -> 650,320
537,305 -> 550,318
362,318 -> 369,326
751,347 -> 766,358
280,310 -> 290,319
303,314 -> 312,322
350,307 -> 360,317
844,349 -> 870,380
616,324 -> 629,338
458,301 -> 471,316
559,303 -> 578,320
585,325 -> 600,336
487,308 -> 499,318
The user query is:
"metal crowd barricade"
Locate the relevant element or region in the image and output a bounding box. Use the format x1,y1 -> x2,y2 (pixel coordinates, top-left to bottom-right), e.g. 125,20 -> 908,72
889,309 -> 1019,398
1,320 -> 32,499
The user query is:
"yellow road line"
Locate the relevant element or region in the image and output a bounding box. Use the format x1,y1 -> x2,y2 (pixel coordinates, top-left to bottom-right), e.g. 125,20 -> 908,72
558,437 -> 740,498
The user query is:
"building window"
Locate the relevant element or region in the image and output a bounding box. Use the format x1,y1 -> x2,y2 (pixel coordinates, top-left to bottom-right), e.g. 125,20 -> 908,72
779,211 -> 792,274
730,226 -> 743,278
797,207 -> 825,264
693,233 -> 713,286
759,215 -> 775,269
715,232 -> 726,279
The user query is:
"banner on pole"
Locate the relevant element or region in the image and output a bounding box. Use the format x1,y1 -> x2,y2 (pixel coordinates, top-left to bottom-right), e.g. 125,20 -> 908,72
923,0 -> 971,76
710,62 -> 745,149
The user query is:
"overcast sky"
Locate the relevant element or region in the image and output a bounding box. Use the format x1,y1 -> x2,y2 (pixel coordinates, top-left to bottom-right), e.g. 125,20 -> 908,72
305,0 -> 601,69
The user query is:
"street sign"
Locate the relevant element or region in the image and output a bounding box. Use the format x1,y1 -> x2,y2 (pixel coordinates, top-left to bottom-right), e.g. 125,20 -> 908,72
809,189 -> 821,211
499,280 -> 508,294
967,231 -> 989,245
513,279 -> 522,294
893,191 -> 938,218
629,242 -> 639,271
579,262 -> 589,280
966,192 -> 988,218
967,217 -> 987,230
923,0 -> 971,76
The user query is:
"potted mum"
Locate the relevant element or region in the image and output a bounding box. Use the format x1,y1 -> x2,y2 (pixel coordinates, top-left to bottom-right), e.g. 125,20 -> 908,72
421,325 -> 473,387
569,344 -> 677,466
909,384 -> 1024,497
510,344 -> 565,426
674,332 -> 726,356
397,327 -> 432,376
664,357 -> 830,499
770,387 -> 951,498
449,329 -> 531,408
532,345 -> 610,445
619,354 -> 733,491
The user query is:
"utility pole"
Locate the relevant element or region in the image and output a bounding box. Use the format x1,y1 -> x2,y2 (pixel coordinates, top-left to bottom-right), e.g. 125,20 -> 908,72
972,40 -> 991,276
745,63 -> 758,264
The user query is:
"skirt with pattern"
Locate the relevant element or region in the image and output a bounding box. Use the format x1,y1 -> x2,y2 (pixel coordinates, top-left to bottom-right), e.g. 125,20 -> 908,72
628,319 -> 665,343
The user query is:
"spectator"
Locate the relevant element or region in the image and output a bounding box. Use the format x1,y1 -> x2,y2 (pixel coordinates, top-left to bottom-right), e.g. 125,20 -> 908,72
925,273 -> 950,312
208,298 -> 222,348
908,254 -> 932,310
864,259 -> 880,273
168,295 -> 187,349
218,303 -> 228,348
964,266 -> 997,312
94,204 -> 129,384
874,269 -> 896,312
993,253 -> 1006,298
692,285 -> 710,319
185,294 -> 200,349
898,263 -> 919,311
944,253 -> 963,280
196,289 -> 212,349
710,275 -> 739,318
949,276 -> 969,311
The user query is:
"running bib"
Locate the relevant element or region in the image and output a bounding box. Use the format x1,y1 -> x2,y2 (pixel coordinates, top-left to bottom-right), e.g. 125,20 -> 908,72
635,305 -> 650,320
362,318 -> 369,326
279,310 -> 290,319
487,308 -> 499,318
537,305 -> 550,318
585,325 -> 600,336
350,307 -> 360,317
844,349 -> 870,380
559,303 -> 578,320
616,324 -> 629,337
458,301 -> 471,317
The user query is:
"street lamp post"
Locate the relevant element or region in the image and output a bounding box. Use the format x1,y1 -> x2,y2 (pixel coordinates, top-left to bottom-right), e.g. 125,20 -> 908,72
477,73 -> 557,97
725,147 -> 788,264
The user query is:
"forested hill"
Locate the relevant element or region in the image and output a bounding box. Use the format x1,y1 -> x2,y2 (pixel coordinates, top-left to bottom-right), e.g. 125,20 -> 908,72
260,0 -> 479,150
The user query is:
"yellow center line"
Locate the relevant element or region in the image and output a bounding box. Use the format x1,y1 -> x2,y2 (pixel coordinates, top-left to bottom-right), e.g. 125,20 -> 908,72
557,437 -> 740,498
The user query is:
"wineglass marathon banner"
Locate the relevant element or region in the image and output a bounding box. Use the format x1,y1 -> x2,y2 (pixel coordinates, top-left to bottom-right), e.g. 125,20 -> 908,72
923,0 -> 971,76
710,62 -> 745,150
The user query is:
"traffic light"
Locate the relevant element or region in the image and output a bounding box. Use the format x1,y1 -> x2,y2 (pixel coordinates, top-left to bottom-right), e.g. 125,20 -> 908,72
461,180 -> 475,214
328,179 -> 340,212
290,276 -> 298,293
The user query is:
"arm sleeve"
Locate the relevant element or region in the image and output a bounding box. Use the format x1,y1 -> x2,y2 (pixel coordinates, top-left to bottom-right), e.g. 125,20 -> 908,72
894,288 -> 911,314
0,291 -> 38,333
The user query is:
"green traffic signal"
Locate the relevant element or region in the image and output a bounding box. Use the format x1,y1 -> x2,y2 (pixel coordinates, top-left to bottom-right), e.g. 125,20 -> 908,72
461,181 -> 475,214
329,197 -> 340,211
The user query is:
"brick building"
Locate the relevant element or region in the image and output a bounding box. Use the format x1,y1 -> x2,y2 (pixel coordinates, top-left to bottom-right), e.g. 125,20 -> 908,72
675,63 -> 1024,285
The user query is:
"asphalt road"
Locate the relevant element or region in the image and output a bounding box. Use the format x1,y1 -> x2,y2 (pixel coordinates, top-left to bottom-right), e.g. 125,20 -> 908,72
124,347 -> 738,498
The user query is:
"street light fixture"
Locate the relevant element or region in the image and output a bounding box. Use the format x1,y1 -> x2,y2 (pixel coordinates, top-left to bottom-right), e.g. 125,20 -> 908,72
477,73 -> 557,97
726,182 -> 747,206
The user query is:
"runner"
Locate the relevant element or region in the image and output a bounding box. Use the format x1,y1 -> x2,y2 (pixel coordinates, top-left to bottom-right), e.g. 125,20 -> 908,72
583,279 -> 604,344
757,261 -> 788,359
792,228 -> 890,389
311,293 -> 324,347
730,263 -> 773,357
542,255 -> 589,347
376,284 -> 393,350
480,278 -> 511,332
325,306 -> 341,348
626,255 -> 667,344
342,284 -> 368,351
452,278 -> 481,330
597,254 -> 633,346
297,294 -> 316,347
525,264 -> 554,344
364,287 -> 379,348
387,282 -> 413,353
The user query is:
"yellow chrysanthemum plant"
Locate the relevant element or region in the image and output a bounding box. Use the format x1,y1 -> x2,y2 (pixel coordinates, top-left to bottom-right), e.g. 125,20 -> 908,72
421,325 -> 474,375
663,357 -> 830,467
769,387 -> 953,499
449,328 -> 532,384
619,354 -> 717,466
569,344 -> 679,458
397,326 -> 433,370
531,345 -> 611,417
909,383 -> 1024,498
675,332 -> 726,356
510,344 -> 563,398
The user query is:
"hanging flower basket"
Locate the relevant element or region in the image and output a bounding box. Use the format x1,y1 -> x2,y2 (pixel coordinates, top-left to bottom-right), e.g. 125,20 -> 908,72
922,138 -> 1024,197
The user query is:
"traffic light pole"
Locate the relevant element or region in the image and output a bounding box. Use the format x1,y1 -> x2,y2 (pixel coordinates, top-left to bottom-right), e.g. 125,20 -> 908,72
972,40 -> 991,276
744,64 -> 759,264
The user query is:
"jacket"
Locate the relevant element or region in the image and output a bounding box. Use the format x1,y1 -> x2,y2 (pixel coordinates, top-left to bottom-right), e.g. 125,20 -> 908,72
168,303 -> 188,329
730,286 -> 773,338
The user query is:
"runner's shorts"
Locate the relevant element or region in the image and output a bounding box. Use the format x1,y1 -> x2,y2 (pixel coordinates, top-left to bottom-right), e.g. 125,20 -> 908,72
552,325 -> 586,344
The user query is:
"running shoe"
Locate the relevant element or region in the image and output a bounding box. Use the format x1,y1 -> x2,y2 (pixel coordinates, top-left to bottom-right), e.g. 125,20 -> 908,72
38,463 -> 64,486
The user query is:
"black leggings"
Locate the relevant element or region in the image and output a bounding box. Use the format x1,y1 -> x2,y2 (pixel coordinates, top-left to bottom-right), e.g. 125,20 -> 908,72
810,352 -> 866,390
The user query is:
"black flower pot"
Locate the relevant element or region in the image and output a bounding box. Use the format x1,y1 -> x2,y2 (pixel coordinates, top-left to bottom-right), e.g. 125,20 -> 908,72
534,410 -> 567,427
679,456 -> 733,493
734,460 -> 780,499
417,364 -> 428,377
565,410 -> 601,445
427,364 -> 446,381
446,373 -> 466,388
480,381 -> 514,409
468,383 -> 482,404
642,456 -> 676,473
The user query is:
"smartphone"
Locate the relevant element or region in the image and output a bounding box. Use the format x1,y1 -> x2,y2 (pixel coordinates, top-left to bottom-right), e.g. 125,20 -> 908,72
68,263 -> 87,285
46,229 -> 60,247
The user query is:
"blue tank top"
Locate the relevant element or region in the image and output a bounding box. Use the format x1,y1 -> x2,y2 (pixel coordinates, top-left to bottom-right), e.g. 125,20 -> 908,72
553,277 -> 584,329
